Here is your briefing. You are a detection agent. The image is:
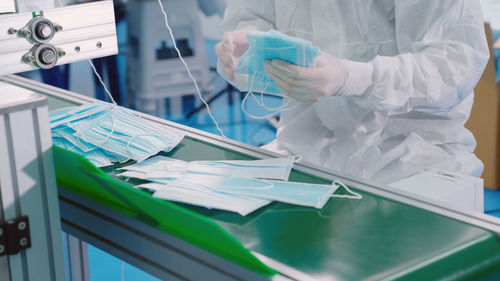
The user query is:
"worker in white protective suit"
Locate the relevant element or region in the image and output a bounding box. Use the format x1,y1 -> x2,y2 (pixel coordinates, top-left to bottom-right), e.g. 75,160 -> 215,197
215,1 -> 490,184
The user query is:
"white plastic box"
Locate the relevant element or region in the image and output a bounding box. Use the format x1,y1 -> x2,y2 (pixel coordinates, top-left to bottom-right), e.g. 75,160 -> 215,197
0,82 -> 65,281
390,169 -> 484,213
0,0 -> 15,13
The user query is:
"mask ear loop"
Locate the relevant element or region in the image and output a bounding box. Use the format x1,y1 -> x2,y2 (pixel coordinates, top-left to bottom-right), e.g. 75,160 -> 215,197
251,72 -> 298,112
331,180 -> 363,200
250,86 -> 296,112
241,72 -> 299,119
241,72 -> 278,119
77,112 -> 117,145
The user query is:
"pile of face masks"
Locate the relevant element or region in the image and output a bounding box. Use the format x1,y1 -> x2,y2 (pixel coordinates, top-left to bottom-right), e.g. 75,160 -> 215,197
237,30 -> 321,95
118,155 -> 362,216
235,30 -> 321,118
50,103 -> 185,167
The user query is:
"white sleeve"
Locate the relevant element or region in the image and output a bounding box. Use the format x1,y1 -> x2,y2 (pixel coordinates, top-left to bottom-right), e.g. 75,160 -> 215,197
341,0 -> 490,116
222,0 -> 276,32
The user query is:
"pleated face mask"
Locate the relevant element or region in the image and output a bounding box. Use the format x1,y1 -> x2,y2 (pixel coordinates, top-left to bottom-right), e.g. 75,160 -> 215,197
50,103 -> 185,166
146,173 -> 361,215
237,30 -> 320,96
211,178 -> 337,209
216,179 -> 362,209
145,174 -> 272,216
234,30 -> 321,118
118,155 -> 296,181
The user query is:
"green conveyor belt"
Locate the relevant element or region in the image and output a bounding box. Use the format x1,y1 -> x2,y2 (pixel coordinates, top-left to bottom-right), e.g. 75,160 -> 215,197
48,96 -> 500,280
53,146 -> 276,276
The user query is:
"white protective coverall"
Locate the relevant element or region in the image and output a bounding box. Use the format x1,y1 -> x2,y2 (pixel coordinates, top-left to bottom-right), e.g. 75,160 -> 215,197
221,1 -> 489,184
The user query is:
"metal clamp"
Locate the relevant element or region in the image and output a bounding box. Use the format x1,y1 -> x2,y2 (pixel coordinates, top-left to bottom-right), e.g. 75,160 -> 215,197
23,44 -> 65,69
0,216 -> 31,257
17,16 -> 62,44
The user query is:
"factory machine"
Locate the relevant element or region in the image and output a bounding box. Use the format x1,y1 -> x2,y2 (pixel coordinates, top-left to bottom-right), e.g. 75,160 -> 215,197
2,1 -> 500,281
0,1 -> 117,280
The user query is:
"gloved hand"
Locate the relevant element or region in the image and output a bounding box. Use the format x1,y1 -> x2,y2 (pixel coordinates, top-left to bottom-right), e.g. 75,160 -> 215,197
215,29 -> 254,81
263,52 -> 349,103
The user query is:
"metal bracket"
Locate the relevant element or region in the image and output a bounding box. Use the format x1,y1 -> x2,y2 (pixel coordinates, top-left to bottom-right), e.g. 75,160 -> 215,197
0,216 -> 32,257
0,1 -> 118,75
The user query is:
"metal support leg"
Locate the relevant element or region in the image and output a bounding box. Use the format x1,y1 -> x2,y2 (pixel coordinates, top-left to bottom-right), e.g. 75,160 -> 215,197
65,233 -> 90,281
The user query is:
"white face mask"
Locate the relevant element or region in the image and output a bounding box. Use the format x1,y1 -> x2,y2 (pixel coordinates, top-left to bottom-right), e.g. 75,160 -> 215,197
118,155 -> 296,181
119,156 -> 362,216
118,156 -> 188,174
188,157 -> 295,180
143,171 -> 361,215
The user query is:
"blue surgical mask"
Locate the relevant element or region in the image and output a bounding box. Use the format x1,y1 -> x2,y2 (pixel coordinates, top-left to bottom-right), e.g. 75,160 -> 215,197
50,103 -> 185,164
117,155 -> 361,215
235,30 -> 320,118
52,126 -> 97,152
240,30 -> 320,95
217,179 -> 362,209
145,174 -> 271,216
150,174 -> 361,215
52,136 -> 127,167
214,178 -> 338,209
50,103 -> 111,129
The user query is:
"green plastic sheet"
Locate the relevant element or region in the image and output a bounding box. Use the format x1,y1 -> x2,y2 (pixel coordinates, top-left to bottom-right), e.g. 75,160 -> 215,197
52,145 -> 276,276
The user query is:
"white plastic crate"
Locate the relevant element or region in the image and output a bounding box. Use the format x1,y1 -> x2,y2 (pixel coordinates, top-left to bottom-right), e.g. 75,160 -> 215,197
0,81 -> 65,281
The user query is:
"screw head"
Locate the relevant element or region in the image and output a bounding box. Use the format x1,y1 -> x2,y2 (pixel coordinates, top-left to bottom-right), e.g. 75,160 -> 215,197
20,29 -> 31,37
8,28 -> 17,35
25,55 -> 36,63
74,46 -> 80,52
39,48 -> 57,64
19,238 -> 28,247
18,221 -> 26,231
96,42 -> 102,48
36,23 -> 53,39
54,25 -> 63,32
